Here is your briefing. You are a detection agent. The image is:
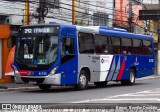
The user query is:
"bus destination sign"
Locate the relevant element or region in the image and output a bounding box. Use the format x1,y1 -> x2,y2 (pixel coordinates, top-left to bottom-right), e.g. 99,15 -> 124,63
22,26 -> 59,34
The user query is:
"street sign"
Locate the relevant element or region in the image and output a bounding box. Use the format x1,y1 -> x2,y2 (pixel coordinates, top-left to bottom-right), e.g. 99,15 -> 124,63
139,10 -> 160,20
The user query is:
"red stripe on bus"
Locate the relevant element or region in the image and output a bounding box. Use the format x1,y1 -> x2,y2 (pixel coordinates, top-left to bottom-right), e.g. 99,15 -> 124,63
117,58 -> 125,80
18,70 -> 29,76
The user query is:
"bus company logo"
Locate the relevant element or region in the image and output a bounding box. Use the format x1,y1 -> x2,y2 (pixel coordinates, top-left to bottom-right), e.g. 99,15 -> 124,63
101,59 -> 104,63
2,104 -> 12,110
101,58 -> 109,64
92,56 -> 100,62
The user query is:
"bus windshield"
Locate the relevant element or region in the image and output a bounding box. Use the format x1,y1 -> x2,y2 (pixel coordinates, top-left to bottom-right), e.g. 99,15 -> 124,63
16,35 -> 58,68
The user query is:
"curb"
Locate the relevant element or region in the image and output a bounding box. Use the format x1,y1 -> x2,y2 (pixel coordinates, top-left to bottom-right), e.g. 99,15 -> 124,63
0,86 -> 39,92
136,75 -> 160,81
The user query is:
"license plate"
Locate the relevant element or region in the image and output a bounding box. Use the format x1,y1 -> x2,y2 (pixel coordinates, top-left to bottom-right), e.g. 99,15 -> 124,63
29,81 -> 36,84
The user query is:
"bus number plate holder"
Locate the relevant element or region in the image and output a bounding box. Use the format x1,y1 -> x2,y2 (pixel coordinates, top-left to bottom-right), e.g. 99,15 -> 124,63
29,81 -> 36,84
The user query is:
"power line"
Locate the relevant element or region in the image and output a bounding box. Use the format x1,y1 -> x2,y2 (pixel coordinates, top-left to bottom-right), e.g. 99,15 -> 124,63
0,0 -> 157,34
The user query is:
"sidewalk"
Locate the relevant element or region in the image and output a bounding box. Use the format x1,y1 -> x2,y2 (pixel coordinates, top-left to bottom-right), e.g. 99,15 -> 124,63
0,83 -> 38,92
0,74 -> 160,92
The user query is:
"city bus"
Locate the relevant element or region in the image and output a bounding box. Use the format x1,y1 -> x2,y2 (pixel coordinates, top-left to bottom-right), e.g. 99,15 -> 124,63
12,24 -> 154,91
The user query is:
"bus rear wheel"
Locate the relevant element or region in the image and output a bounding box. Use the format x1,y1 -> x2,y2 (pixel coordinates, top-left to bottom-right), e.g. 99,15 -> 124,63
94,81 -> 107,87
38,84 -> 51,91
75,70 -> 88,90
121,69 -> 135,85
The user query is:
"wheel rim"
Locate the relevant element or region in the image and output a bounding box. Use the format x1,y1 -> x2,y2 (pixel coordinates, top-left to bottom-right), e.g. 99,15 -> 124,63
79,74 -> 87,87
130,72 -> 135,83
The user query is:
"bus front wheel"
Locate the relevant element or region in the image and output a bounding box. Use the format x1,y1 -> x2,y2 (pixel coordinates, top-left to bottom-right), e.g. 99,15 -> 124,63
121,69 -> 135,85
75,70 -> 88,90
38,84 -> 51,91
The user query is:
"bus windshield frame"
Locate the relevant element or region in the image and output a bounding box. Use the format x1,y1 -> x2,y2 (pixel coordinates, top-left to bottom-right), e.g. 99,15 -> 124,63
15,25 -> 60,70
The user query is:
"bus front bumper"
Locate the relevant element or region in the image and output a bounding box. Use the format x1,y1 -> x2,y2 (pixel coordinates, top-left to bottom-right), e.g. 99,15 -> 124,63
14,73 -> 61,85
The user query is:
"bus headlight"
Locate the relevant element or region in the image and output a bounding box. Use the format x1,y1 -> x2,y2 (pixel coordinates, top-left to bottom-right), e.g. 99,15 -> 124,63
48,66 -> 58,76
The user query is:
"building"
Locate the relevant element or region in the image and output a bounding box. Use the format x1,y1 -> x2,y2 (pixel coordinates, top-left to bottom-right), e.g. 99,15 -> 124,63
141,0 -> 160,74
114,0 -> 144,33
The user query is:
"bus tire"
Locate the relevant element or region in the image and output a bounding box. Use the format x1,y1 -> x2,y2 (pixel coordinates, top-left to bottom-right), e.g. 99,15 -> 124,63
94,81 -> 107,87
75,70 -> 88,90
121,69 -> 135,85
38,84 -> 51,91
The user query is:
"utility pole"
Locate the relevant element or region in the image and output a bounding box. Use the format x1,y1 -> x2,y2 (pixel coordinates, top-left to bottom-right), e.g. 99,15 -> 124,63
24,0 -> 30,25
72,0 -> 76,25
128,0 -> 133,32
38,0 -> 45,23
157,0 -> 160,75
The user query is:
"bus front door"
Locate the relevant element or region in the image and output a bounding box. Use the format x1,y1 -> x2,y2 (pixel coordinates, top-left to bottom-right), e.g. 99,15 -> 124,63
60,33 -> 78,85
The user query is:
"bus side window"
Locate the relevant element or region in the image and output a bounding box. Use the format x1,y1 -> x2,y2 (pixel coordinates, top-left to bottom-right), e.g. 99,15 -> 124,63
78,32 -> 94,54
95,34 -> 108,54
108,36 -> 121,54
133,39 -> 143,55
143,40 -> 152,55
121,38 -> 132,55
61,37 -> 75,64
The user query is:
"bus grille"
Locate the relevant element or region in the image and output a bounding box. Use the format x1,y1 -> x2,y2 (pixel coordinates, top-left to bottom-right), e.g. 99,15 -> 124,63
21,77 -> 45,83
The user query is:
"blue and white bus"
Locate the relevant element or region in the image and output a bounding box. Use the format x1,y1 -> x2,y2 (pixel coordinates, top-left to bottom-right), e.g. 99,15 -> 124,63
13,24 -> 154,90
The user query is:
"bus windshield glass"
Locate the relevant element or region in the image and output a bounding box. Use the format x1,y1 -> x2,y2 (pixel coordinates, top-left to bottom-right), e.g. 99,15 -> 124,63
16,35 -> 58,67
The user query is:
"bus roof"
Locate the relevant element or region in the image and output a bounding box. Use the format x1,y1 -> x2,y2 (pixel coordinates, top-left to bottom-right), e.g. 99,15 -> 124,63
59,24 -> 153,40
21,24 -> 153,40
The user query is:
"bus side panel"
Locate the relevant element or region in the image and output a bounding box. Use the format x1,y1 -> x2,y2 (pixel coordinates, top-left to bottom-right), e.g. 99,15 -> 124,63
120,55 -> 154,80
112,55 -> 146,80
136,55 -> 154,78
78,54 -> 101,82
106,55 -> 122,81
120,55 -> 137,80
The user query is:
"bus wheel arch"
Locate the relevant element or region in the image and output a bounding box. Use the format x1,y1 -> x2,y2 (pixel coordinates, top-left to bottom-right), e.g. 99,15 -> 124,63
130,66 -> 136,78
121,67 -> 136,85
80,67 -> 91,82
75,67 -> 90,90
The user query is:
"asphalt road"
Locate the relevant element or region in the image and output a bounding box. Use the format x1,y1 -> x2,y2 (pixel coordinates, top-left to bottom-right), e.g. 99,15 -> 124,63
0,78 -> 160,104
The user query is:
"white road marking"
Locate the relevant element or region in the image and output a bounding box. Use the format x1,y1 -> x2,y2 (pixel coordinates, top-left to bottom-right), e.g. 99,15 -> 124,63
73,98 -> 160,103
72,88 -> 160,103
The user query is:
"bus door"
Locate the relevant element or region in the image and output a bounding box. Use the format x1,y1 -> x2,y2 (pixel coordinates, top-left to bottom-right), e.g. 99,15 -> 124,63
60,29 -> 78,84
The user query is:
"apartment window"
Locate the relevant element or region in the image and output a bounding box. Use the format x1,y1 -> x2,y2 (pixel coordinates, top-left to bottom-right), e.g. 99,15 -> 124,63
93,13 -> 109,26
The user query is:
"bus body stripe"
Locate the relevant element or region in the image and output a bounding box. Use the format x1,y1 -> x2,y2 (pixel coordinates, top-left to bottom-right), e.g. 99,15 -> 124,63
117,57 -> 125,80
106,56 -> 114,81
112,56 -> 120,80
107,57 -> 115,81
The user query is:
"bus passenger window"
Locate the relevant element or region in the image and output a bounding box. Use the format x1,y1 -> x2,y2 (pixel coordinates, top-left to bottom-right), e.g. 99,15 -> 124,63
95,35 -> 108,54
121,38 -> 132,55
143,40 -> 152,55
108,36 -> 121,54
133,39 -> 143,55
78,32 -> 94,54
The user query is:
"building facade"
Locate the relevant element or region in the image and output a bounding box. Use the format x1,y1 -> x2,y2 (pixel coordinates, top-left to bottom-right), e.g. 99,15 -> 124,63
142,0 -> 160,74
114,0 -> 143,33
0,0 -> 115,27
